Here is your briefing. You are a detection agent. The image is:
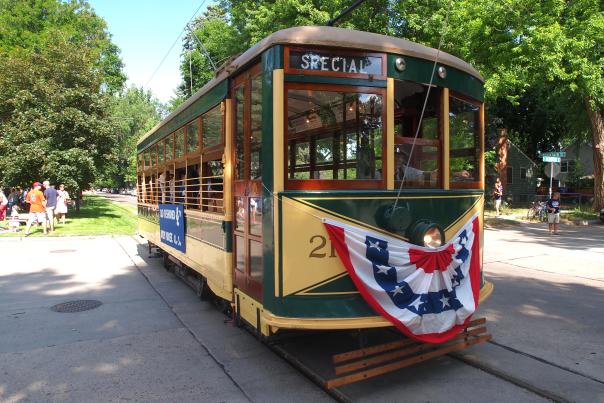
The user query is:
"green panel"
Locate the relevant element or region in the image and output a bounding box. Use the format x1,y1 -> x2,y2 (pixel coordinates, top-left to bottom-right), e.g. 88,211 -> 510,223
284,189 -> 482,239
138,80 -> 228,152
261,47 -> 277,303
271,294 -> 376,318
285,74 -> 387,88
387,54 -> 484,102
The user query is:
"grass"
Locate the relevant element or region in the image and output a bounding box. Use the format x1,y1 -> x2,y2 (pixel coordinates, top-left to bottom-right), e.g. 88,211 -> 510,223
560,209 -> 599,221
0,195 -> 136,237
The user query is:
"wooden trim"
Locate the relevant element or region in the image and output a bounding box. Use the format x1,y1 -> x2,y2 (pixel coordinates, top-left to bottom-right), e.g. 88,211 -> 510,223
285,179 -> 383,190
387,78 -> 394,190
479,103 -> 485,190
273,69 -> 284,298
284,46 -> 386,80
224,99 -> 233,221
442,88 -> 450,189
450,181 -> 481,189
284,82 -> 387,190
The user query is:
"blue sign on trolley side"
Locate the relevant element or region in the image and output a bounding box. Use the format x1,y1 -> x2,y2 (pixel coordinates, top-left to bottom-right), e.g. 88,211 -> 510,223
159,204 -> 186,252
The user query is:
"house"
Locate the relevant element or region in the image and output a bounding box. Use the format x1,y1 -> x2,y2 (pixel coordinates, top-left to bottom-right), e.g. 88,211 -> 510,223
558,142 -> 594,194
490,129 -> 538,205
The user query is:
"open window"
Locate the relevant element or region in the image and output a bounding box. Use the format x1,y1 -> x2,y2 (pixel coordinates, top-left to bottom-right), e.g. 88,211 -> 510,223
393,80 -> 441,188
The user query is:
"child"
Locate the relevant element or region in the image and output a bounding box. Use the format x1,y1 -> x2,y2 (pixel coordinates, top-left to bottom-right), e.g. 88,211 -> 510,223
9,205 -> 21,232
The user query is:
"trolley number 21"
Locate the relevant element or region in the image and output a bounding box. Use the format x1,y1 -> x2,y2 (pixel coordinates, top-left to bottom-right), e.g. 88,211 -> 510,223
308,235 -> 337,258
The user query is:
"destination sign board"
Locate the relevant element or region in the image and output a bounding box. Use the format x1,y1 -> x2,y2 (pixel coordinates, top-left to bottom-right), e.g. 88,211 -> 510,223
541,151 -> 566,158
289,50 -> 382,76
159,204 -> 186,252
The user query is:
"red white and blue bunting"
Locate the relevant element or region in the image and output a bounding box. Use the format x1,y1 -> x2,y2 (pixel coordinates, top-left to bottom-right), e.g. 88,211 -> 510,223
323,214 -> 481,344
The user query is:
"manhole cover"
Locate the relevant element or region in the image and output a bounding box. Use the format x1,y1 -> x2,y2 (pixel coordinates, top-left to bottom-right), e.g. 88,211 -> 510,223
50,300 -> 102,313
50,249 -> 76,254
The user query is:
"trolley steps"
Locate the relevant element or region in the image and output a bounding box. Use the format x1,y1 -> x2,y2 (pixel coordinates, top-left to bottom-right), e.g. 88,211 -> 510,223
326,318 -> 491,389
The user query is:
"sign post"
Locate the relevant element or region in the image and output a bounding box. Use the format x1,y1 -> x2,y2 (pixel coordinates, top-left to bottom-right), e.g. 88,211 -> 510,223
541,152 -> 565,198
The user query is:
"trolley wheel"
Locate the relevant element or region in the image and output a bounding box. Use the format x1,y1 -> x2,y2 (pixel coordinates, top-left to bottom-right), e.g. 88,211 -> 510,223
195,276 -> 213,301
162,253 -> 172,272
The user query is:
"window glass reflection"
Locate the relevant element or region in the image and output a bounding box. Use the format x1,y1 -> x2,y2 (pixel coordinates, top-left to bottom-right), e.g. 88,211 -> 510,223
249,197 -> 262,236
235,196 -> 245,230
449,96 -> 480,183
250,75 -> 262,179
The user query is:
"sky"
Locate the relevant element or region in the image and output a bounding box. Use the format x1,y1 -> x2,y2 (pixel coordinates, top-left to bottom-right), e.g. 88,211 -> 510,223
89,0 -> 210,104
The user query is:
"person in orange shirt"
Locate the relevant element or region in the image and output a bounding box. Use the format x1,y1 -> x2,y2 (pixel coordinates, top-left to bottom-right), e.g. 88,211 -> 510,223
25,182 -> 47,236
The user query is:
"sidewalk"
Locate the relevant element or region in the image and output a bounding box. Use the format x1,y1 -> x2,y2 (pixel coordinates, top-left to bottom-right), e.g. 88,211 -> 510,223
0,236 -> 331,403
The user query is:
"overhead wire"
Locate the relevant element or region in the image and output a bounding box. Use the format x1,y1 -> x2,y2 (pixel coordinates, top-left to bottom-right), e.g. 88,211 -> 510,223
144,0 -> 208,88
392,0 -> 453,212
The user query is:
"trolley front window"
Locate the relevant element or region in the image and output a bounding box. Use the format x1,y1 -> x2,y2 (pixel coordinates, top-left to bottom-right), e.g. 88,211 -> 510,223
286,85 -> 384,189
449,95 -> 480,187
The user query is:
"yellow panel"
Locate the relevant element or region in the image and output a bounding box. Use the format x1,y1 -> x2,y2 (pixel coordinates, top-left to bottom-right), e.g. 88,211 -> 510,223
281,199 -> 348,296
387,77 -> 395,190
137,218 -> 232,301
480,103 -> 486,190
273,69 -> 284,296
442,88 -> 450,190
235,289 -> 270,336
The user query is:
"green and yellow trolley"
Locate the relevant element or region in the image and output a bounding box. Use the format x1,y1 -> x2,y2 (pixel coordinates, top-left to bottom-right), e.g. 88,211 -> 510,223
136,26 -> 494,338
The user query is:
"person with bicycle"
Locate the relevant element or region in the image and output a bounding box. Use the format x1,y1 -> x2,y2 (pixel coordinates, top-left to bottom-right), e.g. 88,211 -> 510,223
546,192 -> 561,235
493,177 -> 503,216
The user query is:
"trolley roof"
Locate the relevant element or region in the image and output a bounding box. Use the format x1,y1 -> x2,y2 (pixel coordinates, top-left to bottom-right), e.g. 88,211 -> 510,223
138,26 -> 484,149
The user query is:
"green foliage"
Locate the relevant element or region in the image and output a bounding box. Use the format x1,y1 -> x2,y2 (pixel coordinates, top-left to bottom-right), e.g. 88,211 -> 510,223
0,0 -> 131,195
100,87 -> 162,188
0,36 -> 116,192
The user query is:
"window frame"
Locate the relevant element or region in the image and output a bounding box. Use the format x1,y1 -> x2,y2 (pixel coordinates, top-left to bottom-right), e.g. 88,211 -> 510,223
448,91 -> 483,190
507,166 -> 514,185
520,166 -> 527,181
284,82 -> 387,190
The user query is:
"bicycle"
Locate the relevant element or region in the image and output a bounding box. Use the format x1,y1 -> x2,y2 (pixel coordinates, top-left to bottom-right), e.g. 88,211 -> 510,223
527,201 -> 547,222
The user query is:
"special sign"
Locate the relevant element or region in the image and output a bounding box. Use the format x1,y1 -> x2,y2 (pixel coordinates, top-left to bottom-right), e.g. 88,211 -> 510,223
159,204 -> 186,252
289,50 -> 382,76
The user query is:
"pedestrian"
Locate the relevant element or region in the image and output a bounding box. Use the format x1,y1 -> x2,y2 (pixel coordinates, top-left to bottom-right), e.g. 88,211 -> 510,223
9,205 -> 21,232
0,188 -> 7,221
546,191 -> 561,235
55,184 -> 70,225
19,187 -> 27,210
43,180 -> 58,232
7,188 -> 17,210
25,182 -> 47,236
493,177 -> 503,216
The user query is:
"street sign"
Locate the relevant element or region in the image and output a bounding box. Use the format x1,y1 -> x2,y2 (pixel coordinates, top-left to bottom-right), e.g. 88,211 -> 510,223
543,156 -> 561,163
544,162 -> 561,179
542,151 -> 566,158
159,204 -> 186,252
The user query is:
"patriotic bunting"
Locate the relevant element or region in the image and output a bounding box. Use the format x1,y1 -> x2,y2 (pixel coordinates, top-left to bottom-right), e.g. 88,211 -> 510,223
323,215 -> 481,344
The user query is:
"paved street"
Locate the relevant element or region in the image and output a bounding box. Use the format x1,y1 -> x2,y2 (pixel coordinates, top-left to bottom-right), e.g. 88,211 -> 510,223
0,220 -> 603,402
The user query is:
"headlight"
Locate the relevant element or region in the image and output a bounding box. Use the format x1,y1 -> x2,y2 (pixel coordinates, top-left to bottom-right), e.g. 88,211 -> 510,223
407,220 -> 445,249
423,227 -> 443,248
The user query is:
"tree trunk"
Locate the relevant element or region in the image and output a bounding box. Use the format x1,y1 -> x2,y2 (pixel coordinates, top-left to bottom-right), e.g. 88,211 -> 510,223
585,97 -> 604,210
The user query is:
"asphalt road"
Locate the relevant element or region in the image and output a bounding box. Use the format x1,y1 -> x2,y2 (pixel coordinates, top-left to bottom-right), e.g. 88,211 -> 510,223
1,213 -> 603,402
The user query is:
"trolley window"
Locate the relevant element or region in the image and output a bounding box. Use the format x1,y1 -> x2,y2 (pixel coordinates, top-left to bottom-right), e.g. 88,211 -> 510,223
202,105 -> 223,150
286,84 -> 385,189
394,80 -> 441,188
449,95 -> 480,187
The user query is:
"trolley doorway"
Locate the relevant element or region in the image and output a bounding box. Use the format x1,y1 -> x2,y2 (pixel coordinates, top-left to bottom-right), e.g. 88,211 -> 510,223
232,65 -> 264,302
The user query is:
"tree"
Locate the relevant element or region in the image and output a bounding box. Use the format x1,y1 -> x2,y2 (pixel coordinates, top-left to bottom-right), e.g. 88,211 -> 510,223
100,87 -> 162,188
0,36 -> 118,201
0,0 -> 126,93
